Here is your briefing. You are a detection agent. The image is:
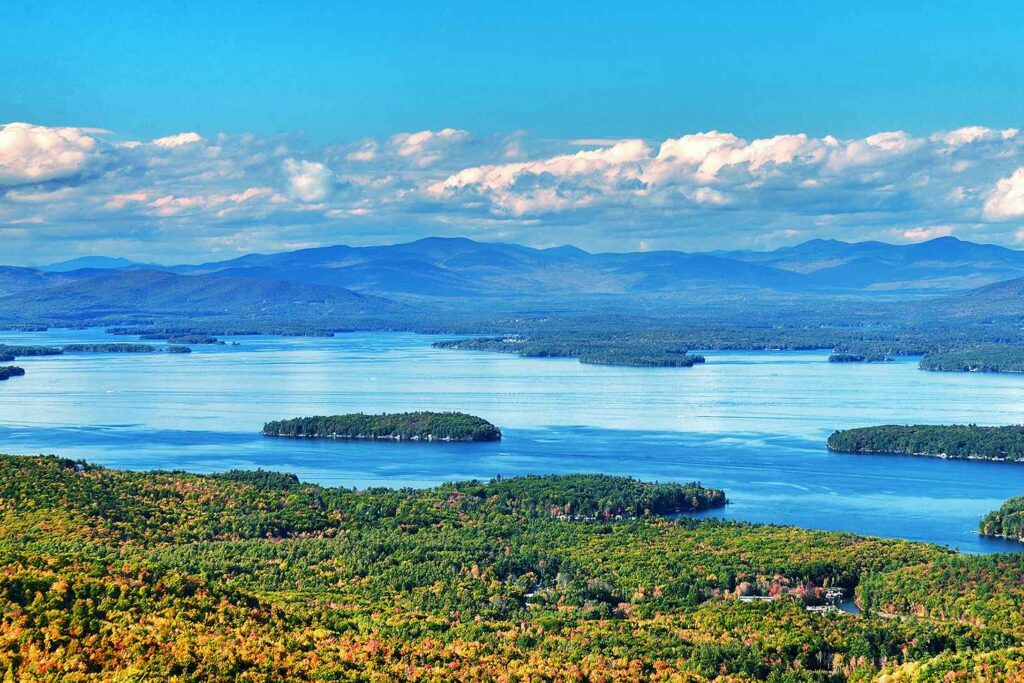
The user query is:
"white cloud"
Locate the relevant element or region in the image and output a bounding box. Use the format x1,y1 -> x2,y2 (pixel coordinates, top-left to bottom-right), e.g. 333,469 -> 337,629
104,192 -> 150,210
984,167 -> 1024,219
433,139 -> 649,194
932,126 -> 1019,148
826,131 -> 921,170
150,132 -> 203,149
9,120 -> 1024,262
0,122 -> 98,184
902,225 -> 955,242
346,141 -> 379,162
390,128 -> 470,166
656,131 -> 740,165
283,159 -> 333,202
428,139 -> 649,216
693,187 -> 729,205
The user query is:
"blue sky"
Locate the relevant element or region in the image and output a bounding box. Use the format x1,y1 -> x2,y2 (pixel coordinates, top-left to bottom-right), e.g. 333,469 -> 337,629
2,1 -> 1024,262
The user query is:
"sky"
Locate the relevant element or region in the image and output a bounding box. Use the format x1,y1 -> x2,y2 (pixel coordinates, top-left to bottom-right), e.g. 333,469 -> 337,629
2,1 -> 1024,264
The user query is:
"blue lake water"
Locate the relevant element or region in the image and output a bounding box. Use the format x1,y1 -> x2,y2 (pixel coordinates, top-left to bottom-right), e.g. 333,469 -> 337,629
2,328 -> 1024,553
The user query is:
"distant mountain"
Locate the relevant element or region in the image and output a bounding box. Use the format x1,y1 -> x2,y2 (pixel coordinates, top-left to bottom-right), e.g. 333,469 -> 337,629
0,270 -> 397,323
39,256 -> 149,272
719,236 -> 1024,292
6,236 -> 1024,326
177,236 -> 812,298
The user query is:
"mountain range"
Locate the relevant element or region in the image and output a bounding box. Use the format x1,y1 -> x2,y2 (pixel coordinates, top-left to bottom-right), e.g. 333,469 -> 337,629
3,235 -> 1024,325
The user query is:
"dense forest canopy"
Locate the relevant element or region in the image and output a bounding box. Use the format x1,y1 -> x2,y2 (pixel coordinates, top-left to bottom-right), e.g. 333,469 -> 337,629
919,344 -> 1024,373
7,455 -> 1024,680
827,424 -> 1024,461
263,411 -> 503,442
980,495 -> 1024,541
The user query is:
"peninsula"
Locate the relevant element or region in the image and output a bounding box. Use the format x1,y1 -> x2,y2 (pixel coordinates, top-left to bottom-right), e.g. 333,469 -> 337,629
262,411 -> 502,442
980,495 -> 1024,541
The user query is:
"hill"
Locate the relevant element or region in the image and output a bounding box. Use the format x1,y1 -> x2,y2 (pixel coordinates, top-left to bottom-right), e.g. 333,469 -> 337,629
5,236 -> 1024,330
178,236 -> 813,298
0,270 -> 397,324
38,256 -> 149,272
0,266 -> 99,297
720,236 -> 1024,292
935,276 -> 1024,319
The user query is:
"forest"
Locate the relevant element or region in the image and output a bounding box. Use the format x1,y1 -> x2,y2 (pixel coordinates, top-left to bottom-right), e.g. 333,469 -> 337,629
262,411 -> 503,442
827,424 -> 1024,461
1,455 -> 1023,681
919,344 -> 1024,373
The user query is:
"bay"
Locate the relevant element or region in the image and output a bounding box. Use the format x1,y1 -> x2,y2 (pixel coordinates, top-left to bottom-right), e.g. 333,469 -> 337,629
2,328 -> 1024,553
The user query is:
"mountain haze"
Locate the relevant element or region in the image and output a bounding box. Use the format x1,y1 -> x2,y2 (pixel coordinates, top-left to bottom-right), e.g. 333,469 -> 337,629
5,236 -> 1024,325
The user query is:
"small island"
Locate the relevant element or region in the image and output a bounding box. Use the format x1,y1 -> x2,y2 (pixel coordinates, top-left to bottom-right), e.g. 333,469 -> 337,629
827,424 -> 1024,462
828,352 -> 891,363
0,366 -> 25,381
63,343 -> 159,353
262,411 -> 502,442
920,345 -> 1024,373
433,337 -> 705,368
141,333 -> 224,345
579,351 -> 705,367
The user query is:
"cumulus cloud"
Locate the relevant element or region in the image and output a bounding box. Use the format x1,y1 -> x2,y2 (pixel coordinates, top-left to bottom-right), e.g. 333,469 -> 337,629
150,132 -> 203,149
0,122 -> 99,185
346,140 -> 379,162
6,120 -> 1024,262
283,159 -> 334,202
932,126 -> 1018,148
903,225 -> 955,241
985,167 -> 1024,219
390,128 -> 470,166
429,139 -> 650,215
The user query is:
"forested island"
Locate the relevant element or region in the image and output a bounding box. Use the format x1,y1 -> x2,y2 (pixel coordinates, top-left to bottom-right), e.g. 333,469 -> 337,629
0,366 -> 25,381
433,336 -> 706,368
262,411 -> 502,442
107,325 -> 336,338
63,343 -> 158,353
828,352 -> 891,363
919,344 -> 1024,373
5,455 -> 1024,680
827,424 -> 1024,461
140,333 -> 224,344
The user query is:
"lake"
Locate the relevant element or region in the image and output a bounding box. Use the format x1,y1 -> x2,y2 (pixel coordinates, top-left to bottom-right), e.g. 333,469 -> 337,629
2,327 -> 1024,553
